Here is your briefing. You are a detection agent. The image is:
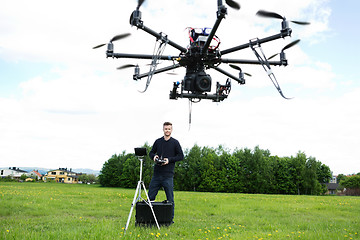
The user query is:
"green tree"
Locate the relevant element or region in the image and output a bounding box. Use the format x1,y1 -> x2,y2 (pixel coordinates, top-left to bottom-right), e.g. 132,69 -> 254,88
340,175 -> 360,196
291,152 -> 307,195
98,153 -> 124,187
198,146 -> 228,192
303,157 -> 322,195
273,156 -> 296,194
176,144 -> 202,191
317,163 -> 332,183
340,175 -> 360,188
78,174 -> 97,184
99,143 -> 153,188
20,174 -> 27,181
336,174 -> 347,184
223,149 -> 245,193
99,143 -> 334,196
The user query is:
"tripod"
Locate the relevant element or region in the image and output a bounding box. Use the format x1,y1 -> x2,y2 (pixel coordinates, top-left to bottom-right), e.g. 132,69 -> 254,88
124,155 -> 160,233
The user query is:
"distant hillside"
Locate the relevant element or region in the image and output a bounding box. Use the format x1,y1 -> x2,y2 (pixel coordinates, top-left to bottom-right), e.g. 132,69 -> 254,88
71,168 -> 101,176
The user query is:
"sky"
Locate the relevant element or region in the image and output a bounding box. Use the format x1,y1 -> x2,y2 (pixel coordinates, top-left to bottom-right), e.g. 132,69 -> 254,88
0,0 -> 359,175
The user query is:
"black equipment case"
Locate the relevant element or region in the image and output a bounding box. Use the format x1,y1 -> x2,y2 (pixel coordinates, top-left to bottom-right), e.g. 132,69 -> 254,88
135,201 -> 173,226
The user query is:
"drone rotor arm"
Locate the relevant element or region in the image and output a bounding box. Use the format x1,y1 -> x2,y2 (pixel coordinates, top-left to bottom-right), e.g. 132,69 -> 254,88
202,4 -> 227,52
108,52 -> 179,61
221,31 -> 291,56
221,58 -> 282,66
131,18 -> 187,53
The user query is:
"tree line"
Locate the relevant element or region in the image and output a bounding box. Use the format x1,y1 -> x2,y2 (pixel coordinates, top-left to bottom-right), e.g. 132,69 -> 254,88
337,174 -> 360,196
99,144 -> 335,195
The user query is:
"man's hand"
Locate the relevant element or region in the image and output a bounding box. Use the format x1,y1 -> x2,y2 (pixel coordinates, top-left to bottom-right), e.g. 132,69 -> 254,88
162,158 -> 169,165
153,155 -> 159,162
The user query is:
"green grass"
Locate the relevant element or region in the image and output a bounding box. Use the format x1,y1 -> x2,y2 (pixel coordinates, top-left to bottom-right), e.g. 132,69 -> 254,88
0,182 -> 359,239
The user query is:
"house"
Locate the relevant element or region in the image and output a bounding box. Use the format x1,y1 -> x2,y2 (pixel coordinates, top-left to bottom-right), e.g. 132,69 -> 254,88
28,170 -> 42,180
325,183 -> 339,195
324,173 -> 340,195
0,167 -> 28,180
43,168 -> 80,183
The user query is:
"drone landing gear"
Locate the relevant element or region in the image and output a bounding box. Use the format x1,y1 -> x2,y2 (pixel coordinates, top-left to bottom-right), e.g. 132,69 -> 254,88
249,38 -> 292,99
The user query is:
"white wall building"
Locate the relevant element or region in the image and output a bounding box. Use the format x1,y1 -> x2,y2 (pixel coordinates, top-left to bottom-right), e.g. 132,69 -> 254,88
0,167 -> 29,179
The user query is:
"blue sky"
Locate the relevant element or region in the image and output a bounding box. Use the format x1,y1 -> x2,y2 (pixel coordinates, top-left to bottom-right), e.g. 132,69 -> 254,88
305,0 -> 360,82
0,0 -> 359,175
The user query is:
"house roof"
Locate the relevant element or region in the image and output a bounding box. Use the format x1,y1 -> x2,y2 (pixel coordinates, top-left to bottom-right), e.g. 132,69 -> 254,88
31,170 -> 42,177
48,168 -> 77,174
3,167 -> 28,173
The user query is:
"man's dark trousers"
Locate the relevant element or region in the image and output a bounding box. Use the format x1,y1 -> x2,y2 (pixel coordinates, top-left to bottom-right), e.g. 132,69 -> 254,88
148,175 -> 174,222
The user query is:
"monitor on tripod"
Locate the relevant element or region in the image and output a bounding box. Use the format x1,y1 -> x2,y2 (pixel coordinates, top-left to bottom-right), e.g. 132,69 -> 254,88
135,147 -> 147,156
125,147 -> 160,233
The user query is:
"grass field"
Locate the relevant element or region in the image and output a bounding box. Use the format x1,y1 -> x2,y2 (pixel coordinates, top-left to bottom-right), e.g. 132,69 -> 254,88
0,182 -> 359,239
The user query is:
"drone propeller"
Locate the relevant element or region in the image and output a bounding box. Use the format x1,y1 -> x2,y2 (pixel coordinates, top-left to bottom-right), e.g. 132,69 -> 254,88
137,0 -> 145,9
92,33 -> 131,49
118,64 -> 179,75
256,10 -> 310,25
229,64 -> 252,76
117,62 -> 156,70
225,0 -> 240,10
268,39 -> 300,60
117,64 -> 137,70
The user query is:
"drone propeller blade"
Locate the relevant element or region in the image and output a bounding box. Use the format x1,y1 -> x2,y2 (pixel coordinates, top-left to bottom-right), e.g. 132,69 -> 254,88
256,10 -> 283,20
117,64 -> 137,70
110,33 -> 131,42
225,0 -> 240,10
267,53 -> 279,60
229,64 -> 252,76
92,43 -> 106,49
257,10 -> 311,26
282,39 -> 300,51
229,64 -> 241,71
93,33 -> 131,49
291,20 -> 310,25
268,39 -> 300,60
137,0 -> 145,9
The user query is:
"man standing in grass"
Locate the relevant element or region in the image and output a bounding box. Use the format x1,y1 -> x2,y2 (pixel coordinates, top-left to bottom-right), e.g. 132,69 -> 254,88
148,122 -> 184,224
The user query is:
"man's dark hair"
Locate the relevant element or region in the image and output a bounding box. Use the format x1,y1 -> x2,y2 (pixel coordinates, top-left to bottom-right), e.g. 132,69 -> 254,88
163,122 -> 172,127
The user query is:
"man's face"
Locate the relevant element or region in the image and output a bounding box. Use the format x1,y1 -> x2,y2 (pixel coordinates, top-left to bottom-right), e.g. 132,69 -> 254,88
163,125 -> 172,137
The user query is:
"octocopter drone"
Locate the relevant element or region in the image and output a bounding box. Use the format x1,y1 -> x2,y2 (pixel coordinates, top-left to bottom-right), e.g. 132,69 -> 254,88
93,0 -> 310,102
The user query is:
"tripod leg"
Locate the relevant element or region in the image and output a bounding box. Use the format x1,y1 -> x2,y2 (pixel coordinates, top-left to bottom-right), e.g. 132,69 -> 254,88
125,180 -> 142,233
142,182 -> 160,230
